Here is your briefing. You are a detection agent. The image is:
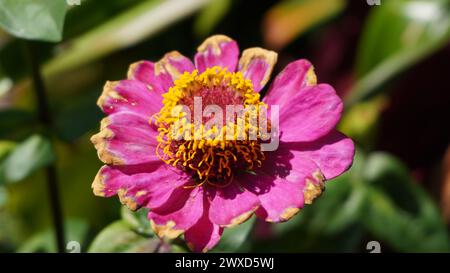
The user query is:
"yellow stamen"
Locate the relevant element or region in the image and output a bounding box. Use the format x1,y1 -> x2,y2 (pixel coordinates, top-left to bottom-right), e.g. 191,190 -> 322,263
154,66 -> 268,186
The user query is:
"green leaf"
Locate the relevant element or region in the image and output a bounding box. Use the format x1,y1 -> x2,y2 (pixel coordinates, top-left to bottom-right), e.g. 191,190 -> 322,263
194,0 -> 231,37
17,218 -> 88,253
170,244 -> 189,253
0,134 -> 55,184
361,152 -> 450,252
0,209 -> 23,251
0,109 -> 35,138
54,90 -> 102,142
0,76 -> 13,97
263,0 -> 346,49
338,95 -> 387,148
0,186 -> 7,207
348,0 -> 450,105
88,220 -> 160,253
121,206 -> 153,237
212,216 -> 255,252
0,0 -> 68,42
43,0 -> 212,77
0,140 -> 15,160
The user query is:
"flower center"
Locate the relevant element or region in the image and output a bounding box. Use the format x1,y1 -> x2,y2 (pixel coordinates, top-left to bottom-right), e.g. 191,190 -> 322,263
154,66 -> 268,187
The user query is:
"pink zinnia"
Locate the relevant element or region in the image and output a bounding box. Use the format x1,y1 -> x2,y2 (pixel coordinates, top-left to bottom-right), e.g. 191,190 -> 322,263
91,35 -> 354,252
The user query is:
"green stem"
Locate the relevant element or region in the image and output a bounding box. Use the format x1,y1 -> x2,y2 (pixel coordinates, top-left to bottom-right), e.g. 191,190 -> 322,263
25,41 -> 65,253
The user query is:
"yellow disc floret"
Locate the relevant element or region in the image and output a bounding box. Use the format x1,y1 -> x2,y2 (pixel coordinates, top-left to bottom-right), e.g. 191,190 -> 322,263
154,66 -> 268,187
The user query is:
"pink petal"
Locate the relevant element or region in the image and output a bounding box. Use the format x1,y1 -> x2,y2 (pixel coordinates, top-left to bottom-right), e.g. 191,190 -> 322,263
97,80 -> 162,118
92,164 -> 188,211
185,200 -> 223,253
284,131 -> 355,180
273,84 -> 343,142
208,183 -> 260,227
244,144 -> 323,222
149,187 -> 204,239
238,47 -> 278,92
245,176 -> 305,223
145,174 -> 193,209
127,52 -> 193,94
195,35 -> 239,72
90,111 -> 159,166
264,59 -> 317,106
127,61 -> 173,94
156,51 -> 195,80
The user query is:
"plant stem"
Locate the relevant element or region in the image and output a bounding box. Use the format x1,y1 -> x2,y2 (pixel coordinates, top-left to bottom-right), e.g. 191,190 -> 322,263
26,41 -> 65,253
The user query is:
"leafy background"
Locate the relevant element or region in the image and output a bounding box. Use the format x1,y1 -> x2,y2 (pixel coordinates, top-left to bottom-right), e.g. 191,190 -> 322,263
0,0 -> 450,253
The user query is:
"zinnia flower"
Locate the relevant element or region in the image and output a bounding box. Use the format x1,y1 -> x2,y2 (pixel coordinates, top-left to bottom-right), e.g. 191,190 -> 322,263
91,35 -> 354,252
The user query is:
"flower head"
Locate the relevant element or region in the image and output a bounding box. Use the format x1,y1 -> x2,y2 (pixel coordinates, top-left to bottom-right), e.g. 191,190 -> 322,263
91,35 -> 354,252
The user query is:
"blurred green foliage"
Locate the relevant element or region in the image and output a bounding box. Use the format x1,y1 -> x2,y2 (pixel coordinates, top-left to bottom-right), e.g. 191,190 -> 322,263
17,218 -> 88,253
194,0 -> 232,38
212,216 -> 256,253
262,0 -> 346,49
348,0 -> 450,105
0,0 -> 449,253
0,135 -> 54,185
0,0 -> 67,42
88,220 -> 160,253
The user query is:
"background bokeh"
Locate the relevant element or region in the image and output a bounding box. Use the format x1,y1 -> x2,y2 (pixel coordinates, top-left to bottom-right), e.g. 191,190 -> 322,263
0,0 -> 450,253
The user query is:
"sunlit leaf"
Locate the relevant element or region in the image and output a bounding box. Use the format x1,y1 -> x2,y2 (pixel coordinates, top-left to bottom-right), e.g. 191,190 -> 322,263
263,0 -> 346,49
121,206 -> 153,237
348,0 -> 450,105
44,0 -> 212,77
0,140 -> 15,160
17,218 -> 88,253
0,0 -> 68,42
212,216 -> 255,252
194,0 -> 231,37
0,134 -> 55,184
88,221 -> 160,253
0,76 -> 13,96
338,95 -> 387,147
